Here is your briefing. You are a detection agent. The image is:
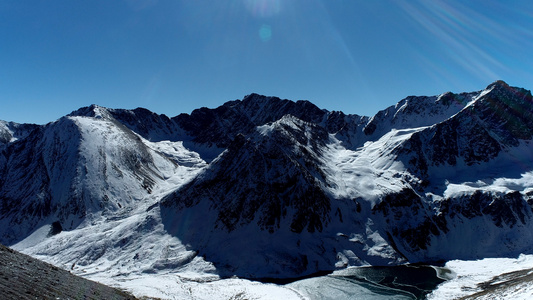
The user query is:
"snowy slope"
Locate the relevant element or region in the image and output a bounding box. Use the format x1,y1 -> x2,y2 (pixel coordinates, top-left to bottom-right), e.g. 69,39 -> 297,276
428,254 -> 533,299
0,107 -> 205,245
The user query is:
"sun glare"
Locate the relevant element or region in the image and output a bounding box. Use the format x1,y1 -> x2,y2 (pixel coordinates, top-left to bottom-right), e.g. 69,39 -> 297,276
243,0 -> 281,18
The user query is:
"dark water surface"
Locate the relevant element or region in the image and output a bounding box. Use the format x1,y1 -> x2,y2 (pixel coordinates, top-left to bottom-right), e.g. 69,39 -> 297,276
286,265 -> 451,300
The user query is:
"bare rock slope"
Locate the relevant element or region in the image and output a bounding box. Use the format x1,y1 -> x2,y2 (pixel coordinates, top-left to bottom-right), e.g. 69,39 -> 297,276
0,244 -> 137,300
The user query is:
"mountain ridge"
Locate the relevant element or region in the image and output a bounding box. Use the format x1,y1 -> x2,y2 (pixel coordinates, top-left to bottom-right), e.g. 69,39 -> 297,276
2,80 -> 533,283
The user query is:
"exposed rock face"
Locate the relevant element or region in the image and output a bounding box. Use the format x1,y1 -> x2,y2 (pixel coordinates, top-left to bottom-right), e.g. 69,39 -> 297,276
160,116 -> 337,277
0,118 -> 84,243
373,188 -> 533,263
0,121 -> 39,146
396,80 -> 533,176
173,94 -> 328,147
173,93 -> 369,152
163,116 -> 332,234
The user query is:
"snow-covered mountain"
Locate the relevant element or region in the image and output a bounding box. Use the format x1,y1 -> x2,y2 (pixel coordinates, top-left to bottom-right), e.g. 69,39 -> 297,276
2,80 -> 533,298
162,80 -> 533,277
0,107 -> 204,244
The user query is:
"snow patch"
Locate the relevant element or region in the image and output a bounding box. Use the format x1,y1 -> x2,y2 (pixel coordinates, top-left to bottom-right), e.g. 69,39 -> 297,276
428,254 -> 533,300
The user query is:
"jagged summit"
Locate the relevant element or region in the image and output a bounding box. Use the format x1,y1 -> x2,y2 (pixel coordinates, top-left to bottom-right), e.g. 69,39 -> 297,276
241,92 -> 283,103
488,79 -> 510,89
68,104 -> 112,119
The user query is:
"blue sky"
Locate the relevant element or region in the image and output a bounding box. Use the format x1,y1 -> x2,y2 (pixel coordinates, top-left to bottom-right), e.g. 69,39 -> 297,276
2,0 -> 533,124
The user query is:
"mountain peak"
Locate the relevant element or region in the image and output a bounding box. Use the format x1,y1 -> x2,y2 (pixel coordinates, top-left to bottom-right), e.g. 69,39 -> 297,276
487,79 -> 509,90
256,114 -> 317,140
270,114 -> 306,128
474,80 -> 531,107
242,93 -> 281,103
68,104 -> 111,119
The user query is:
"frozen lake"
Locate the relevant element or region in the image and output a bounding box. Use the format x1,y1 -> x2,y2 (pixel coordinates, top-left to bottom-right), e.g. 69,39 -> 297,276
287,265 -> 449,300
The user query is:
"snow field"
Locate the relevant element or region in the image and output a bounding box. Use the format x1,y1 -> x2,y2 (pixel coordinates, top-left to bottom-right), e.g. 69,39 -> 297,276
428,254 -> 533,299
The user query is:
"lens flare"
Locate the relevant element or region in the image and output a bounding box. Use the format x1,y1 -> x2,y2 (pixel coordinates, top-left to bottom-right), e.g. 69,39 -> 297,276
395,0 -> 520,82
259,24 -> 272,42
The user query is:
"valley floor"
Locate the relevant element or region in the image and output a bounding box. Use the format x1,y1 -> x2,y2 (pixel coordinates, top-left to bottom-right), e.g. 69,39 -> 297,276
83,254 -> 533,300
